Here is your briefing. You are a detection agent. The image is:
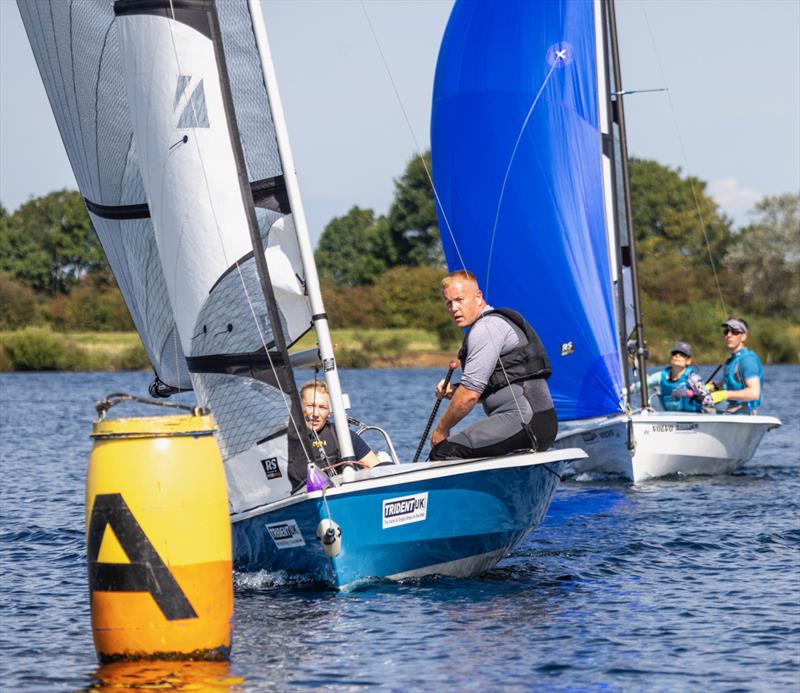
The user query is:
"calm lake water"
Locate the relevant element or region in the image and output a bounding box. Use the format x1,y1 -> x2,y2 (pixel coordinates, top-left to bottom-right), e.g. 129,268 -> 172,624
1,366 -> 798,691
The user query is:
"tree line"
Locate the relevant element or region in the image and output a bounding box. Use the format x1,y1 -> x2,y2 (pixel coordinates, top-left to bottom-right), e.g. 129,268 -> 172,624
1,156 -> 798,362
314,154 -> 798,362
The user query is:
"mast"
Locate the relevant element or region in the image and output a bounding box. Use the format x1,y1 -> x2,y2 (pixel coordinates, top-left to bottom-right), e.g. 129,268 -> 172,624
606,0 -> 649,408
595,0 -> 631,407
247,0 -> 356,461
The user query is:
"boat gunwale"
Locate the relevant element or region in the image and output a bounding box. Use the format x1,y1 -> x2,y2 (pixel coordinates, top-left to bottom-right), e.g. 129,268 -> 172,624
230,447 -> 585,523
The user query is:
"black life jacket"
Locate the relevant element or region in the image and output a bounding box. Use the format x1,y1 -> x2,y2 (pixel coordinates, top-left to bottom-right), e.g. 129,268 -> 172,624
458,308 -> 551,399
308,422 -> 342,466
287,421 -> 342,492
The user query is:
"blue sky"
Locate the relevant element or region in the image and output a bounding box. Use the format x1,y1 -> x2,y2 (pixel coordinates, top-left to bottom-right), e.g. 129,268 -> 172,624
1,0 -> 798,241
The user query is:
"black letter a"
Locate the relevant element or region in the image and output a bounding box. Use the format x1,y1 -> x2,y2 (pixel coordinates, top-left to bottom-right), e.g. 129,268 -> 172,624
87,493 -> 197,621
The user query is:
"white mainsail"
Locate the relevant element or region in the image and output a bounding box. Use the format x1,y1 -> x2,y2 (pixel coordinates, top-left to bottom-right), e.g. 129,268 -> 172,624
112,0 -> 318,510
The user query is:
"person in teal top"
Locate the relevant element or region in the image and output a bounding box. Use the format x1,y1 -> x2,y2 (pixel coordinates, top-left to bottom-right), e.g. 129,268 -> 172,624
711,317 -> 764,414
644,341 -> 712,412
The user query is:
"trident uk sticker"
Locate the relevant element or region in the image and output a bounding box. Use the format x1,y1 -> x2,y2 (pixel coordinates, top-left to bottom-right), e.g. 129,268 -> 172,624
382,492 -> 428,529
266,519 -> 306,549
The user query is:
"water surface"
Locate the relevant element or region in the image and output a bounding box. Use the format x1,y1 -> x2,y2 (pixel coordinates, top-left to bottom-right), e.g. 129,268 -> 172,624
1,366 -> 798,690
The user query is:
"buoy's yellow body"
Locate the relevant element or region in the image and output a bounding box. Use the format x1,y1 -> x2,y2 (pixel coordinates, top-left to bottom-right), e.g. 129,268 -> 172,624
87,413 -> 232,661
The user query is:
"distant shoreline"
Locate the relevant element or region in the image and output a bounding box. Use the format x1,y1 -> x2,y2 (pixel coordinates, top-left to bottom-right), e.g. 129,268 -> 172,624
1,328 -> 797,372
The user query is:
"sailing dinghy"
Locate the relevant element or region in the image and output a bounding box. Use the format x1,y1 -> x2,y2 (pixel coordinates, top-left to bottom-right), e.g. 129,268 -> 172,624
430,0 -> 780,483
19,0 -> 585,589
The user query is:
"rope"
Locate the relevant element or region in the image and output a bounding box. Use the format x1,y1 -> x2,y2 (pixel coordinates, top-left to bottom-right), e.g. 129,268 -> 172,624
360,5 -> 562,459
358,0 -> 466,271
159,7 -> 312,464
95,392 -> 204,419
484,56 -> 561,295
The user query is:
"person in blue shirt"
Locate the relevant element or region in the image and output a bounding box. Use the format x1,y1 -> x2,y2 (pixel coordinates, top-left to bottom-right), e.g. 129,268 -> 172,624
710,317 -> 764,414
643,341 -> 712,412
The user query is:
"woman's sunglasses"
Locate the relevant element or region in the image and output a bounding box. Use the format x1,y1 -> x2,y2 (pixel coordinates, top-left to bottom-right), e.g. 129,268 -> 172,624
722,327 -> 743,336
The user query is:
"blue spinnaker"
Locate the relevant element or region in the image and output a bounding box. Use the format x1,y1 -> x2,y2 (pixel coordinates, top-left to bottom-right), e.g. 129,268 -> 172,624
432,0 -> 623,421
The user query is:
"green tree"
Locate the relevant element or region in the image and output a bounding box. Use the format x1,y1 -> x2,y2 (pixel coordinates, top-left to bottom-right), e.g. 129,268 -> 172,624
723,192 -> 800,320
315,206 -> 393,286
372,265 -> 452,331
628,159 -> 733,308
387,151 -> 443,267
630,158 -> 733,264
0,190 -> 105,295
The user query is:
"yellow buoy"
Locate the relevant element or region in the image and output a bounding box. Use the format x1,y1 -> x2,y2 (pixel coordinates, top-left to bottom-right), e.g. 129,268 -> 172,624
87,412 -> 232,661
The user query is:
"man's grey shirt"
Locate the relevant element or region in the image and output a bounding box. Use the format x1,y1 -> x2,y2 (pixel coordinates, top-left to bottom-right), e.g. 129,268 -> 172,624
460,305 -> 525,393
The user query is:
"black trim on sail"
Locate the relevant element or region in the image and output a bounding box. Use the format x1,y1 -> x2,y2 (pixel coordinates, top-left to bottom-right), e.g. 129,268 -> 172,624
84,198 -> 151,220
186,350 -> 293,393
85,177 -> 289,223
208,252 -> 256,295
601,133 -> 613,159
114,0 -> 213,39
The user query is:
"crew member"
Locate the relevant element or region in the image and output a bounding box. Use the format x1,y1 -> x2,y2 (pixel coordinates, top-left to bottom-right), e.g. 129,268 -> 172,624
429,270 -> 557,460
644,341 -> 713,412
711,317 -> 764,414
287,380 -> 379,490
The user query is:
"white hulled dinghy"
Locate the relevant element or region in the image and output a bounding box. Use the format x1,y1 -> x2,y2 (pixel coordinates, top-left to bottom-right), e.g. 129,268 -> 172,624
20,0 -> 585,589
429,0 -> 780,483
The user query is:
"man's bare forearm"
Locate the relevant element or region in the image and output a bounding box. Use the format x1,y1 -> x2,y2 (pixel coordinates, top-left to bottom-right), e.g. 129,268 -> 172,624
434,385 -> 481,439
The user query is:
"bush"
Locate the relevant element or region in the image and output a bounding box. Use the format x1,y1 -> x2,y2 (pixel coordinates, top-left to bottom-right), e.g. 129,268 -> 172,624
0,345 -> 12,372
113,343 -> 150,371
0,273 -> 40,330
47,281 -> 134,331
372,265 -> 451,331
359,333 -> 410,358
2,327 -> 77,370
334,347 -> 370,368
321,282 -> 384,329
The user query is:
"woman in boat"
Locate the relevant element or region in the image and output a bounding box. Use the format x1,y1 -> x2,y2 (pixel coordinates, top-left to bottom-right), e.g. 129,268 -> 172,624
300,381 -> 380,469
286,381 -> 380,491
645,341 -> 712,412
428,270 -> 557,459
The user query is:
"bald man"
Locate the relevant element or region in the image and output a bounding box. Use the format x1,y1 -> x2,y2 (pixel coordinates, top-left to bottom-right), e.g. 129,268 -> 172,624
429,270 -> 557,460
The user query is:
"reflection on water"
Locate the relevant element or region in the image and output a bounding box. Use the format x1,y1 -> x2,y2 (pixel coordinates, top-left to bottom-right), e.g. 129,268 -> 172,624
87,660 -> 243,692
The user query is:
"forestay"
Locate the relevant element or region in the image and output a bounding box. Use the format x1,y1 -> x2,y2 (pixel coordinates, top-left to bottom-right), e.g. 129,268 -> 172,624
17,0 -> 190,391
431,0 -> 625,421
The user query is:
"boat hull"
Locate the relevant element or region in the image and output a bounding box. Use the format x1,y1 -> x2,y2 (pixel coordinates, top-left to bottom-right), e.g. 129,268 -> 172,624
630,412 -> 781,482
231,449 -> 583,589
555,415 -> 632,478
556,413 -> 781,482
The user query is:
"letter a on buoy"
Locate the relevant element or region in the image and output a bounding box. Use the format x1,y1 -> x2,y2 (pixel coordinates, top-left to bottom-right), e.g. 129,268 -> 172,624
87,413 -> 232,661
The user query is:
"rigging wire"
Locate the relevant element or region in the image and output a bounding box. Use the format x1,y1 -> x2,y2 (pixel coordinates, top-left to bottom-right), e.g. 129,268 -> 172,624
638,2 -> 728,318
484,56 -> 561,296
358,0 -> 465,272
